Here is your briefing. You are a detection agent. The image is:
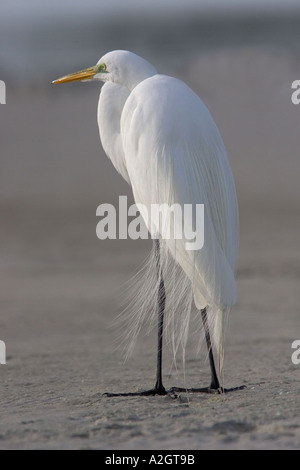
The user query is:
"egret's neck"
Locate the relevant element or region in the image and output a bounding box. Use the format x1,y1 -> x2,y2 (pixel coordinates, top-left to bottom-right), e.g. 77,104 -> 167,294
111,59 -> 157,92
97,82 -> 131,184
126,67 -> 157,91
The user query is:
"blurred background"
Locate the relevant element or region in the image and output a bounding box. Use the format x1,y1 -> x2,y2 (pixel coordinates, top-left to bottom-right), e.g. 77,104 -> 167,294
0,0 -> 300,449
1,0 -> 300,205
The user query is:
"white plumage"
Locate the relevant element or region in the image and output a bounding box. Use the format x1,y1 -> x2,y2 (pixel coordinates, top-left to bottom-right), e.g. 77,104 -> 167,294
53,50 -> 239,393
97,51 -> 238,374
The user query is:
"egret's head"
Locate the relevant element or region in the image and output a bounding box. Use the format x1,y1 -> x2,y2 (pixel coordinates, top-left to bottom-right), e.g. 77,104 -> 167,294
52,50 -> 157,91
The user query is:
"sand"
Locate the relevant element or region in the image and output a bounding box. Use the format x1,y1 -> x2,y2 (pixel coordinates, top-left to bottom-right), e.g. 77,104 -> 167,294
0,46 -> 300,449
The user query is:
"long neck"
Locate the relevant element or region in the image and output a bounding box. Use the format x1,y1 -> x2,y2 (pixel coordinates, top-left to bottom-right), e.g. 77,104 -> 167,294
97,82 -> 131,184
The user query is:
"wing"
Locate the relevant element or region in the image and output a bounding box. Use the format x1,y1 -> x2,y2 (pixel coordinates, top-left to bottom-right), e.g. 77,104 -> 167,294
121,75 -> 238,311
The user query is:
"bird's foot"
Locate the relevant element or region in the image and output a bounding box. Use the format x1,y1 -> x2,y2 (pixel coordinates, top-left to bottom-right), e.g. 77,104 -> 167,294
103,384 -> 245,398
103,384 -> 169,398
168,385 -> 246,395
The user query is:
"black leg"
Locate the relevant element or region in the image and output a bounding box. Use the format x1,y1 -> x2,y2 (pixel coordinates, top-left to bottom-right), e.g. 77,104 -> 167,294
169,307 -> 246,395
104,239 -> 167,397
201,307 -> 220,390
153,239 -> 167,394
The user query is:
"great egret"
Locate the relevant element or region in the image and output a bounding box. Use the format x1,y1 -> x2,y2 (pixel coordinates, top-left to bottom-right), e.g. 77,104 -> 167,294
53,50 -> 243,396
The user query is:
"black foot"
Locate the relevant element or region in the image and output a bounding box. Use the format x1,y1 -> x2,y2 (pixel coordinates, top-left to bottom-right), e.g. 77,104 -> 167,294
103,384 -> 246,397
169,385 -> 246,395
103,385 -> 168,398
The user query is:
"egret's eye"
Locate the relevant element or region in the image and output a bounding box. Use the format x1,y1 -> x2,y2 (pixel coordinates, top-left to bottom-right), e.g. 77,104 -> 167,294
98,63 -> 107,73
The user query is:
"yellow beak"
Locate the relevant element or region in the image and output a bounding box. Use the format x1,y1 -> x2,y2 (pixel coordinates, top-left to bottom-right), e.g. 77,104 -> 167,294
52,66 -> 96,84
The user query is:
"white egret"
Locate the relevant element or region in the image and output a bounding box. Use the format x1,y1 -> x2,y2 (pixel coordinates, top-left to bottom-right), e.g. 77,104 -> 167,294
53,50 -> 244,396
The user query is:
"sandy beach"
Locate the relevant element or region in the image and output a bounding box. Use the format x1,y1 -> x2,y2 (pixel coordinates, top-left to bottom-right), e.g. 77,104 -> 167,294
0,45 -> 300,449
